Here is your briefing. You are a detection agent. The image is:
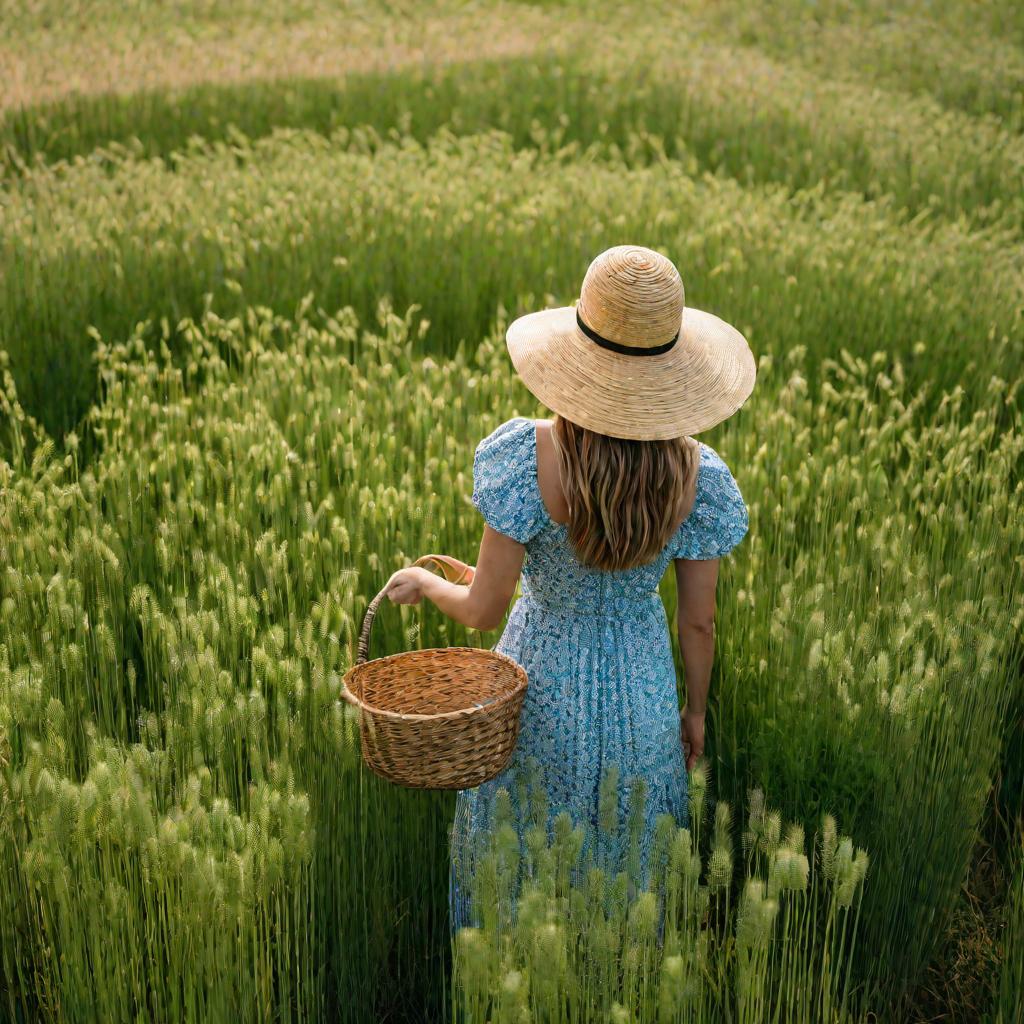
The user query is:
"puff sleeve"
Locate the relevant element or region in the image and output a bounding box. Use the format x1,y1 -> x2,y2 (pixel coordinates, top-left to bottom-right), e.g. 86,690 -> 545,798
471,417 -> 547,545
671,444 -> 749,560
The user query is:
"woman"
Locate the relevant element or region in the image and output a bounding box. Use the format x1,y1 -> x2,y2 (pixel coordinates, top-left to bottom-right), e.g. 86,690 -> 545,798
383,245 -> 756,933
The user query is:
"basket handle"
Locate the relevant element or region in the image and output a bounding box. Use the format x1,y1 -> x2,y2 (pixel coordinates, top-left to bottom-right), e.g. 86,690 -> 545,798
354,554 -> 476,666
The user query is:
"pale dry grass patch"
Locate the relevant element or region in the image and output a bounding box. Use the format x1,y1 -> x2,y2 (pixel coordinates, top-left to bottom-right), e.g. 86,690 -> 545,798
0,2 -> 574,110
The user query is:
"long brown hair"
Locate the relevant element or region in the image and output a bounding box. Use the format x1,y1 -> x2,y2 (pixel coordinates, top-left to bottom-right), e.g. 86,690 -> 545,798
551,414 -> 699,571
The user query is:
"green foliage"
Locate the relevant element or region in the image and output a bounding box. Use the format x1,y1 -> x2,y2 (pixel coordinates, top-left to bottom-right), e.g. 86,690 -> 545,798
2,2 -> 1023,1020
452,766 -> 870,1022
2,125 -> 1021,439
989,829 -> 1024,1023
0,302 -> 1020,1019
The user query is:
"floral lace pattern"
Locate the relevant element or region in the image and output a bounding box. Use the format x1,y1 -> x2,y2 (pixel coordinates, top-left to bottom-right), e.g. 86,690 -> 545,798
449,416 -> 749,932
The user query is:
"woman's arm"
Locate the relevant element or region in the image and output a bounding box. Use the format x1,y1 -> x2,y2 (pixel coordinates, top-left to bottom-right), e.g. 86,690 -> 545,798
673,556 -> 720,770
383,525 -> 526,631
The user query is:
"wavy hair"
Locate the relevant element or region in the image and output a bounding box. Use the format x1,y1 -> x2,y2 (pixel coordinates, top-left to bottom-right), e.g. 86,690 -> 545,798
551,414 -> 699,571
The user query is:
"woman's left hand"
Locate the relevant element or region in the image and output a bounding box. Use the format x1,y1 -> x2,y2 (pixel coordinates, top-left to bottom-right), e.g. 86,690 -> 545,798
680,708 -> 706,773
384,567 -> 431,605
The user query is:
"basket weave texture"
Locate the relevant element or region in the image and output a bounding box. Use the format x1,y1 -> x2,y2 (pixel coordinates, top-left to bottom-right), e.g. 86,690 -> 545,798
341,555 -> 529,790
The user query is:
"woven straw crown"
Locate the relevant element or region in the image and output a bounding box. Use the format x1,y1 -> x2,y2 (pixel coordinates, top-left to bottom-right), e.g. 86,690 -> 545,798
505,244 -> 757,441
577,246 -> 684,350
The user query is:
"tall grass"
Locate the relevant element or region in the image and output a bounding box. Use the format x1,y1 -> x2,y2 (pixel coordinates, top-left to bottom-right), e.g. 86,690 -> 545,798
2,127 -> 1021,440
452,760 -> 870,1022
2,3 -> 1022,1013
0,304 -> 465,1022
5,42 -> 1024,240
679,0 -> 1024,127
989,829 -> 1024,1022
1,300 -> 1020,1017
699,343 -> 1024,992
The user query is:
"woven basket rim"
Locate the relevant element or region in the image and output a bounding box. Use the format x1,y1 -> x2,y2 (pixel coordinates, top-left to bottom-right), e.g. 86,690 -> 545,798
341,646 -> 528,724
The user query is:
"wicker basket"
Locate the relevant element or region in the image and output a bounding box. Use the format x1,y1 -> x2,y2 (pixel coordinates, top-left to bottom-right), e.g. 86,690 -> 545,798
340,554 -> 529,790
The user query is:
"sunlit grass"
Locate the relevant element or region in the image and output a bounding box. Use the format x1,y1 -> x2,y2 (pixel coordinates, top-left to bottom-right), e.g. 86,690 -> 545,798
2,127 -> 1020,441
452,759 -> 870,1022
1,2 -> 1022,1017
681,0 -> 1024,128
1,300 -> 1020,1017
6,41 -> 1024,238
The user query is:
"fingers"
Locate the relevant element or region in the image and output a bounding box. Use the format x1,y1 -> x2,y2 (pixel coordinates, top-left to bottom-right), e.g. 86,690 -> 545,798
384,570 -> 411,601
682,733 -> 704,773
384,570 -> 422,605
387,584 -> 417,604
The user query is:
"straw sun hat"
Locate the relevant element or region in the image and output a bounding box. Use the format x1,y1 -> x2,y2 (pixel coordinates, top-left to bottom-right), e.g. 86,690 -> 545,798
506,245 -> 757,441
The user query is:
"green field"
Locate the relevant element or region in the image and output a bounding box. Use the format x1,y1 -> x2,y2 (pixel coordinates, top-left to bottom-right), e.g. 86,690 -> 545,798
1,1 -> 1023,1021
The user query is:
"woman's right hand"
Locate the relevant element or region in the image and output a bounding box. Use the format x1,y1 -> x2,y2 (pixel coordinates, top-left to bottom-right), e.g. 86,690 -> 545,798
681,708 -> 705,772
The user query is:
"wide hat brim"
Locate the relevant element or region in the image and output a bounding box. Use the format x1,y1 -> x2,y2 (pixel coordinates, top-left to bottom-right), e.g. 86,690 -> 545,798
506,303 -> 757,441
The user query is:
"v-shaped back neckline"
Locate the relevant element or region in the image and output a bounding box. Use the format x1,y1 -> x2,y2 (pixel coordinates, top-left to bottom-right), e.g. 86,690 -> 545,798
529,419 -> 703,541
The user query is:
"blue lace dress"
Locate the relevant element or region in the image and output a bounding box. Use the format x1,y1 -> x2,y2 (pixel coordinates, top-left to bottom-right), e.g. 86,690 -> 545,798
448,416 -> 749,933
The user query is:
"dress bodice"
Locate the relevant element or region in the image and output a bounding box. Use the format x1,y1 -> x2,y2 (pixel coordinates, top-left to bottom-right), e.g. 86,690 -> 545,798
471,417 -> 749,615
